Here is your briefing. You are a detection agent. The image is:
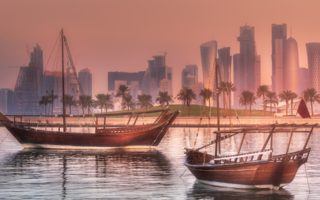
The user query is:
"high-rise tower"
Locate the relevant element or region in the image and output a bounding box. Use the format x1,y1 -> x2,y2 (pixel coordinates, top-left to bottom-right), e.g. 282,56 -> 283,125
306,43 -> 320,91
284,37 -> 299,92
272,24 -> 287,93
200,41 -> 217,92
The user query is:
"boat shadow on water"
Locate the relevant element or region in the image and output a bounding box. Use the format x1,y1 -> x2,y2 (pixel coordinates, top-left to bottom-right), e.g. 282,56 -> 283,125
188,182 -> 294,200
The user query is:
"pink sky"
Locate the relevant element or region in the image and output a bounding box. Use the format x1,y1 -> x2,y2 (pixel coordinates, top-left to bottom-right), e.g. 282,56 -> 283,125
0,0 -> 319,95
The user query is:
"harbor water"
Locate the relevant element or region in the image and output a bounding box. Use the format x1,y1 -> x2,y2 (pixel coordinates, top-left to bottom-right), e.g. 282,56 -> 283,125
0,127 -> 319,199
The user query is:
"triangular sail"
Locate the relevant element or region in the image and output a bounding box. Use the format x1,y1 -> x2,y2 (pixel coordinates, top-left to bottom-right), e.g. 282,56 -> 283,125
297,99 -> 311,118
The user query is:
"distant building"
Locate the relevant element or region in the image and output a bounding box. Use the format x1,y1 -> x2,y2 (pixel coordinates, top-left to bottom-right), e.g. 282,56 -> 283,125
218,47 -> 232,82
142,54 -> 172,98
78,68 -> 92,97
284,37 -> 299,92
200,41 -> 217,92
272,24 -> 287,94
14,66 -> 40,114
0,89 -> 14,114
14,44 -> 44,114
233,54 -> 241,106
298,67 -> 310,94
108,71 -> 145,98
236,25 -> 261,93
43,71 -> 63,114
181,65 -> 198,89
159,67 -> 173,96
306,43 -> 320,91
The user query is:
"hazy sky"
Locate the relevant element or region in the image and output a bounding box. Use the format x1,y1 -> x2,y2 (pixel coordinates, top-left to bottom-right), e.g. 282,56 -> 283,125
1,0 -> 320,95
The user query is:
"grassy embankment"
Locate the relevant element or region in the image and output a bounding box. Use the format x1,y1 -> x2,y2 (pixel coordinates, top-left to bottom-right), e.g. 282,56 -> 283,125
107,104 -> 273,117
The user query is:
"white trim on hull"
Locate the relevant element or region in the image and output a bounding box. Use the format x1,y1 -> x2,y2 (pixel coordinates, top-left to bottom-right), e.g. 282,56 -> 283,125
197,179 -> 285,190
22,143 -> 157,150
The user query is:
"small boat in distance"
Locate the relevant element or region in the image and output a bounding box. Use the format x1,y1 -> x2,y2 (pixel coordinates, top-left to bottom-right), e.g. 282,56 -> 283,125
0,29 -> 179,149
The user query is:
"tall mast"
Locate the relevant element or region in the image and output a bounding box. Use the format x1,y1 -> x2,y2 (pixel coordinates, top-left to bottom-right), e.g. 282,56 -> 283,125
61,29 -> 67,132
215,61 -> 221,156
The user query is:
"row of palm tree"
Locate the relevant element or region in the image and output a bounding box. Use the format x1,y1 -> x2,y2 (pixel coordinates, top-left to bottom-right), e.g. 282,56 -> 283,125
242,85 -> 320,116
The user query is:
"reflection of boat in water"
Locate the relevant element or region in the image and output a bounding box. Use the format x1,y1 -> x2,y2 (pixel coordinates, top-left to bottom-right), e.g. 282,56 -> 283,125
187,182 -> 294,200
2,149 -> 172,199
185,62 -> 316,190
0,29 -> 179,149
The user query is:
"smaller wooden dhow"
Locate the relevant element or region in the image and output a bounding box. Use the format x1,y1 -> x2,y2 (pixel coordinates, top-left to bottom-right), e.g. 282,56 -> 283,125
185,124 -> 316,190
0,108 -> 179,149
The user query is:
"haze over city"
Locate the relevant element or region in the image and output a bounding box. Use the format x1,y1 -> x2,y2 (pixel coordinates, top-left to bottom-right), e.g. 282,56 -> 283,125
1,0 -> 320,95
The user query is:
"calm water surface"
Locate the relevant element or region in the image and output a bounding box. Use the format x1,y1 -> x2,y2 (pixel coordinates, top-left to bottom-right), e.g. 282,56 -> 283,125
0,127 -> 319,199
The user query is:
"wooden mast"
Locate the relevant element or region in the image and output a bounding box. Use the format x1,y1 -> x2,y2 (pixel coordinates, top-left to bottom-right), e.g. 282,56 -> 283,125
215,61 -> 221,156
61,29 -> 67,132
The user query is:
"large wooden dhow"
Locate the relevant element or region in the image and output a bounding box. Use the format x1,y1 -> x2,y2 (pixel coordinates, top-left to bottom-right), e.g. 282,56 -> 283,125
0,109 -> 179,149
185,124 -> 316,190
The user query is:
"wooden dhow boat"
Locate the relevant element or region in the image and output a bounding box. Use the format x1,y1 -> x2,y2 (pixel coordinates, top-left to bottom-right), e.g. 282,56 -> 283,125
185,124 -> 316,190
0,29 -> 179,149
185,62 -> 315,190
0,108 -> 178,149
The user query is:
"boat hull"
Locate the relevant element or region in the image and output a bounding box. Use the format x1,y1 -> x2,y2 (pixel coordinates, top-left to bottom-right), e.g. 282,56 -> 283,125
185,149 -> 309,189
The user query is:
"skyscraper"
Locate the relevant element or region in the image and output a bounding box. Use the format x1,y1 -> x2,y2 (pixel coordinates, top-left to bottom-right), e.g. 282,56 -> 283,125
306,43 -> 320,91
78,68 -> 92,97
235,25 -> 261,93
181,65 -> 198,89
233,54 -> 241,106
0,89 -> 14,114
284,37 -> 299,92
142,54 -> 171,98
272,24 -> 287,93
218,47 -> 232,82
14,44 -> 44,114
200,41 -> 217,91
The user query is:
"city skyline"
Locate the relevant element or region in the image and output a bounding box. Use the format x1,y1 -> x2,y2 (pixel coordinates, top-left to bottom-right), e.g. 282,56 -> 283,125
2,0 -> 320,96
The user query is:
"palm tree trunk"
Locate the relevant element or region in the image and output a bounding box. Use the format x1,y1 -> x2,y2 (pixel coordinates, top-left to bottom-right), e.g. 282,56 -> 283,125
311,101 -> 314,116
285,101 -> 288,116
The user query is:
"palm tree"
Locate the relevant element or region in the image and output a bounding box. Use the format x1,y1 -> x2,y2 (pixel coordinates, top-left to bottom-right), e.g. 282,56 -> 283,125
199,88 -> 213,107
47,90 -> 58,115
257,85 -> 269,111
279,90 -> 292,116
122,94 -> 134,110
62,95 -> 76,115
39,95 -> 50,115
137,94 -> 153,109
78,95 -> 93,115
177,88 -> 196,106
95,94 -> 113,113
289,92 -> 298,115
239,91 -> 256,113
303,88 -> 320,116
116,85 -> 129,109
156,91 -> 172,106
264,91 -> 278,112
220,82 -> 236,110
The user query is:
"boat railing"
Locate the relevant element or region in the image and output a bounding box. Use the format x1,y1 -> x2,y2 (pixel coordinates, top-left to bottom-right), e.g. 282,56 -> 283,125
270,148 -> 311,162
210,149 -> 272,164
